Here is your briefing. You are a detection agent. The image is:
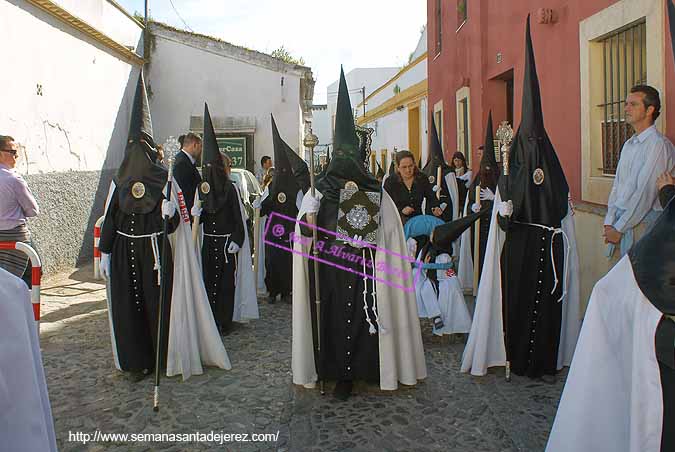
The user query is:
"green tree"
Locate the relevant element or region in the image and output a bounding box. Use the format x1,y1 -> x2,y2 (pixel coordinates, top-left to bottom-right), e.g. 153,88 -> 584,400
270,46 -> 305,66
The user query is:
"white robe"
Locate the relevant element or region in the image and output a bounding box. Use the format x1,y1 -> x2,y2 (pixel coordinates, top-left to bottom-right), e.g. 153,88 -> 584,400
545,256 -> 664,452
460,189 -> 581,375
292,190 -> 427,390
415,253 -> 472,335
0,268 -> 57,452
103,180 -> 231,380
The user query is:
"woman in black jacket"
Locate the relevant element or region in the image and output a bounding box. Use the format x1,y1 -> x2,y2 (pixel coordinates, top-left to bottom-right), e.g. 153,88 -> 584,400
384,150 -> 442,225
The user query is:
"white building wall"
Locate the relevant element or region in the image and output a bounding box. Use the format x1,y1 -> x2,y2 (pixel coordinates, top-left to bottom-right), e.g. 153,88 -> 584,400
365,61 -> 427,111
326,67 -> 399,137
147,32 -> 306,172
0,0 -> 143,174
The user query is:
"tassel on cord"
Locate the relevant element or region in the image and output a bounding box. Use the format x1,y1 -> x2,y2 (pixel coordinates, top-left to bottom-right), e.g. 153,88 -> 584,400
150,233 -> 161,286
369,248 -> 387,334
361,247 -> 377,335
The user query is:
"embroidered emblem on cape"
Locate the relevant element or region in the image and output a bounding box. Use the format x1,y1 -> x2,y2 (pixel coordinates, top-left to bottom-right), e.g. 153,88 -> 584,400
428,175 -> 435,184
131,182 -> 146,199
345,180 -> 358,191
200,181 -> 211,194
533,168 -> 545,186
277,192 -> 287,204
337,189 -> 381,247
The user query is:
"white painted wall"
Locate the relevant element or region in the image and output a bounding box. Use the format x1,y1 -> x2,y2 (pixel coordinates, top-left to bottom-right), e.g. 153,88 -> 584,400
0,0 -> 143,175
326,67 -> 399,137
147,28 -> 307,173
363,55 -> 429,168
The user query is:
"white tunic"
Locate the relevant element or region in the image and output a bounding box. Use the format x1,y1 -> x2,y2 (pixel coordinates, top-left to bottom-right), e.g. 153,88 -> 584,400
0,268 -> 57,452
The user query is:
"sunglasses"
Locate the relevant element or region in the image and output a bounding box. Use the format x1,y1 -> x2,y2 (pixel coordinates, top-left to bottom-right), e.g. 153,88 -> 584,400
0,149 -> 18,156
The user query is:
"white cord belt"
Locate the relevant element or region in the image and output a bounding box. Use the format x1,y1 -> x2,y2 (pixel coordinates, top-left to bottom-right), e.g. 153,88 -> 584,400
513,221 -> 570,303
116,230 -> 163,285
204,232 -> 232,264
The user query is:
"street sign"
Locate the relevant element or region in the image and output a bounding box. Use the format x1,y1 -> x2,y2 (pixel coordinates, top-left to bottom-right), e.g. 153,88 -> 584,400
217,136 -> 246,169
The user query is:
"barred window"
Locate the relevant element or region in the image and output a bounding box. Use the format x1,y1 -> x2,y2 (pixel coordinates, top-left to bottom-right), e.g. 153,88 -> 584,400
598,20 -> 646,175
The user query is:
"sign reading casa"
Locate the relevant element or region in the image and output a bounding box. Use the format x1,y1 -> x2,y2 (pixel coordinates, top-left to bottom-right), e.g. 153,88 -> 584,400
217,137 -> 246,169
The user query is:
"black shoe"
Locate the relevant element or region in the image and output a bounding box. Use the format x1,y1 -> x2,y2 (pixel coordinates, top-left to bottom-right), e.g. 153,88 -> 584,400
432,316 -> 444,330
282,293 -> 292,304
333,380 -> 353,401
268,295 -> 277,304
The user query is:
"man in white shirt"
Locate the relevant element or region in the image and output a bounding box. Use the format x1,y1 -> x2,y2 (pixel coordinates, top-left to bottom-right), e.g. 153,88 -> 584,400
604,85 -> 675,258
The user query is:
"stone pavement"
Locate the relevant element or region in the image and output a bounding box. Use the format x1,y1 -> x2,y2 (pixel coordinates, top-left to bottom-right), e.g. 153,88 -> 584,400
38,265 -> 566,452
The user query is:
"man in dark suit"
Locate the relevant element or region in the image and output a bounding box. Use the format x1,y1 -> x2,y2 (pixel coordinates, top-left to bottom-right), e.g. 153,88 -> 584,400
173,132 -> 202,218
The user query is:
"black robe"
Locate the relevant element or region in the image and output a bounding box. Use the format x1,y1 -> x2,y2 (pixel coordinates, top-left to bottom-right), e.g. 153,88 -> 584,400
99,189 -> 179,372
499,214 -> 564,378
383,173 -> 440,224
261,192 -> 298,298
302,201 -> 380,383
200,182 -> 245,331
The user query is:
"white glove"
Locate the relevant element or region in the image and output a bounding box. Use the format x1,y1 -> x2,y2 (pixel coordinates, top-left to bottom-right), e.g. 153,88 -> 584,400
227,242 -> 240,254
457,172 -> 471,181
440,202 -> 448,212
406,238 -> 417,257
100,253 -> 111,280
301,192 -> 321,215
191,204 -> 202,217
161,199 -> 177,219
471,202 -> 481,213
498,200 -> 514,217
480,187 -> 495,201
432,185 -> 439,192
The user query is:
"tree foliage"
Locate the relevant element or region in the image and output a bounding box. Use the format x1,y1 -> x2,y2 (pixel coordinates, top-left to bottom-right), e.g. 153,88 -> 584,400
270,46 -> 305,66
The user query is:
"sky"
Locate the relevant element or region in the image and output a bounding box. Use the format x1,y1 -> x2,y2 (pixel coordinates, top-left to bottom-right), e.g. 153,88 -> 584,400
116,0 -> 427,104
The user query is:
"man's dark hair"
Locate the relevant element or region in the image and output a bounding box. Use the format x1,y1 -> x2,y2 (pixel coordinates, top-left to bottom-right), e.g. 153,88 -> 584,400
183,132 -> 202,147
178,134 -> 186,149
631,85 -> 661,122
261,155 -> 271,166
0,135 -> 15,149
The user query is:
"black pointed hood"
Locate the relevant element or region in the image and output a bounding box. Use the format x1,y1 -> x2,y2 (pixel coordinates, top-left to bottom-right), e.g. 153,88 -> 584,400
356,125 -> 374,167
128,70 -> 155,150
261,115 -> 310,216
629,199 -> 675,314
114,71 -> 166,214
478,111 -> 499,191
317,67 -> 380,203
499,15 -> 569,226
388,159 -> 396,177
375,161 -> 385,180
272,115 -> 310,193
422,117 -> 452,181
199,103 -> 231,213
431,208 -> 489,252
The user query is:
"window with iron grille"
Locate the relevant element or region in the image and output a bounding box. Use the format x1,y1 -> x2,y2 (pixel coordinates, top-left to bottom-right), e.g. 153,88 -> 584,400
457,0 -> 467,30
435,0 -> 442,54
598,20 -> 646,175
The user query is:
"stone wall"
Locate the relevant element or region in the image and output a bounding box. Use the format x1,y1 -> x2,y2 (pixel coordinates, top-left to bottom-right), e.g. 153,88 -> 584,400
24,170 -> 115,275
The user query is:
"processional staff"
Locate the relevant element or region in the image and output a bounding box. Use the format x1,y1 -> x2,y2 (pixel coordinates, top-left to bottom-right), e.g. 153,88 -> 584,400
496,120 -> 514,382
303,125 -> 324,395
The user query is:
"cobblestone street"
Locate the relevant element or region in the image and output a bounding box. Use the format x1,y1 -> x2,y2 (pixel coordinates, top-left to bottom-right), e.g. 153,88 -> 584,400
40,265 -> 566,452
